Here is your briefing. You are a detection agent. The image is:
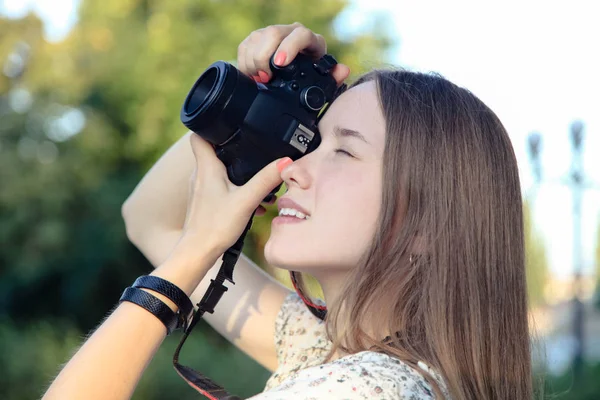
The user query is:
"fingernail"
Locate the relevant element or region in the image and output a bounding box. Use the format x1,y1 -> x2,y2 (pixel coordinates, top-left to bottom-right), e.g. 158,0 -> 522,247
252,75 -> 261,82
274,51 -> 287,66
258,70 -> 269,83
276,157 -> 293,172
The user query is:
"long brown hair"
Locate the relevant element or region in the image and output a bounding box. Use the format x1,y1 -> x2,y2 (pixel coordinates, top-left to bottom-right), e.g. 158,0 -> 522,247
295,69 -> 532,399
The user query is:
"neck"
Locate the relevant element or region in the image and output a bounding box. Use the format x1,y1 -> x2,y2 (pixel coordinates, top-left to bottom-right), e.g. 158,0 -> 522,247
309,270 -> 397,359
311,268 -> 350,308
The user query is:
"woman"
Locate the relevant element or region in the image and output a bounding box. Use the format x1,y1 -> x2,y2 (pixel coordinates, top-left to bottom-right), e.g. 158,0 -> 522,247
43,23 -> 532,399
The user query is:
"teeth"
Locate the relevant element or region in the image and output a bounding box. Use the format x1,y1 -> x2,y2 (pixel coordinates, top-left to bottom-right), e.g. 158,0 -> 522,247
278,208 -> 310,220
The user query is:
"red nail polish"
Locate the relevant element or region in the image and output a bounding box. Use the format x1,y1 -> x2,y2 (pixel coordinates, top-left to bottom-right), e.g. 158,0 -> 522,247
274,51 -> 287,66
252,75 -> 261,82
258,70 -> 269,83
276,157 -> 292,172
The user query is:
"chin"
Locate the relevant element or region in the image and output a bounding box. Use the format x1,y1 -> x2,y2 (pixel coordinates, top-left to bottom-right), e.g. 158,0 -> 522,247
264,239 -> 317,271
264,240 -> 354,275
264,240 -> 298,270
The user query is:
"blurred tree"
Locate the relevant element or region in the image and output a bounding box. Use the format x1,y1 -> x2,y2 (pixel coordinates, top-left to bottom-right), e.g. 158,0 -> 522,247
523,199 -> 549,307
544,361 -> 600,400
0,1 -> 393,398
0,0 -> 393,329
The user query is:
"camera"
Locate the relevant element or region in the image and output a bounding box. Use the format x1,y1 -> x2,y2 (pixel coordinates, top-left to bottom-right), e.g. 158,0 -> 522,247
180,53 -> 342,187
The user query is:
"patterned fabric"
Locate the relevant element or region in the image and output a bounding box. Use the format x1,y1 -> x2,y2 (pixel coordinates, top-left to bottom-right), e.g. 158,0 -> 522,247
246,292 -> 451,399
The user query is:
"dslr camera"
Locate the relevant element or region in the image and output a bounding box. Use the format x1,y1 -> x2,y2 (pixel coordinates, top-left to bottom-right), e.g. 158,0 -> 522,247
180,53 -> 343,188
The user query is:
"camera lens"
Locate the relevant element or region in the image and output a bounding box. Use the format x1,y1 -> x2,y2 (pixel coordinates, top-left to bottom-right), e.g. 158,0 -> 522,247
301,86 -> 326,111
181,62 -> 258,145
184,67 -> 218,116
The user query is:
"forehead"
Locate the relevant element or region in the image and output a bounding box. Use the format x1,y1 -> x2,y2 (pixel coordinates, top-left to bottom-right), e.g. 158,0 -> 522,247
318,80 -> 386,148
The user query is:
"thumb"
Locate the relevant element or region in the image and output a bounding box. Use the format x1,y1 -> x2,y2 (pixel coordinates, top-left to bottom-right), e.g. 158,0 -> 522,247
332,64 -> 350,86
189,133 -> 216,163
238,157 -> 292,211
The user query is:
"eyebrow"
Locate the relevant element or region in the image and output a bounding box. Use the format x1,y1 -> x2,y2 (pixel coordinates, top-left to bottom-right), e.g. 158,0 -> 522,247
332,125 -> 370,145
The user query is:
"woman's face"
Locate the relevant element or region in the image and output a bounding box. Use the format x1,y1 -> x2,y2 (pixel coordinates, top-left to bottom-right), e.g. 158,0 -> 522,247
264,81 -> 387,276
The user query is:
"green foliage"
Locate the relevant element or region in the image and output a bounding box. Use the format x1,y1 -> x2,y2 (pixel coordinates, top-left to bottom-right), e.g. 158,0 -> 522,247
0,318 -> 270,400
543,362 -> 600,400
0,319 -> 81,400
0,0 -> 392,398
524,199 -> 550,307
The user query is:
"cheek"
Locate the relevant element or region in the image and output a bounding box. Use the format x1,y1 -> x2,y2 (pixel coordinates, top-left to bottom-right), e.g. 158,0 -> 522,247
316,167 -> 381,233
264,163 -> 382,269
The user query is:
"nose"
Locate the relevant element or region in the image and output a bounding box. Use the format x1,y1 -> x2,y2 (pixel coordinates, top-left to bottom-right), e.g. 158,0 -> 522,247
281,154 -> 313,190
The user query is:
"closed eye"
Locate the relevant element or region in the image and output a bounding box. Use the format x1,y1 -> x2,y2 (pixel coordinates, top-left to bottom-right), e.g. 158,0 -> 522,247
334,148 -> 354,157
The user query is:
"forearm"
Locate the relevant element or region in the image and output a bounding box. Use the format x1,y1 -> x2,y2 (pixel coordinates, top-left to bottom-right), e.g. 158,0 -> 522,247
43,302 -> 166,400
43,245 -> 219,400
122,131 -> 196,241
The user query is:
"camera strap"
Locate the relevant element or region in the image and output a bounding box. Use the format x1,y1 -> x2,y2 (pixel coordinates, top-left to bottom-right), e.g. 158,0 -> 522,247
172,215 -> 255,400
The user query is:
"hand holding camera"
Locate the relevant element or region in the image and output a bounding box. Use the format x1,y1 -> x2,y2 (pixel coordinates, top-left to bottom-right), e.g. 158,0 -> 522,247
170,134 -> 289,266
180,23 -> 350,186
169,23 -> 350,271
236,22 -> 350,85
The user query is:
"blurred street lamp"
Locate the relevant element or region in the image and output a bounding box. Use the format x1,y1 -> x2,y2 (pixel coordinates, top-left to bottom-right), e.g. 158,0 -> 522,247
527,120 -> 592,381
527,131 -> 542,184
571,121 -> 584,151
569,120 -> 585,378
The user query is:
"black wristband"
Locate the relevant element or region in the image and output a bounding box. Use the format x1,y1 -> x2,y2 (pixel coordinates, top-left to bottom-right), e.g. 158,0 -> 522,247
119,287 -> 178,335
132,275 -> 194,330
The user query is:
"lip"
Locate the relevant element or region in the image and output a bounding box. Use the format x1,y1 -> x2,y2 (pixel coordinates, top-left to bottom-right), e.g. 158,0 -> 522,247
277,197 -> 311,217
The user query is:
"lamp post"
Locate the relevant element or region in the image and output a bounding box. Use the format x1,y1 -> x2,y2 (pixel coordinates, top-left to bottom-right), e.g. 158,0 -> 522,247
569,121 -> 585,377
528,132 -> 542,184
526,121 -> 588,380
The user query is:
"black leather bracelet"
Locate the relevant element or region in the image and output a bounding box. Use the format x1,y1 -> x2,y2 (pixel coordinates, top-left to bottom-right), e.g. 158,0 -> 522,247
132,275 -> 194,330
119,287 -> 179,335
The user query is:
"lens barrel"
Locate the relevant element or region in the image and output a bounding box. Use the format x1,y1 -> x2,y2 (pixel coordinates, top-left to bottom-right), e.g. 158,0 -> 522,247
181,61 -> 258,145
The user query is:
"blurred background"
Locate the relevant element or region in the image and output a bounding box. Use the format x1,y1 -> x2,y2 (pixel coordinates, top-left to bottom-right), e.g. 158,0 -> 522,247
0,0 -> 599,398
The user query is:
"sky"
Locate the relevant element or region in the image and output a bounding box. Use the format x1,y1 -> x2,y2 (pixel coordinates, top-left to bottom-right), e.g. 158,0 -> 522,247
2,0 -> 599,278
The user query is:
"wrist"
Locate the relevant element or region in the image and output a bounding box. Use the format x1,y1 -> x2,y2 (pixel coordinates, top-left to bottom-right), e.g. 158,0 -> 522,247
138,288 -> 178,311
151,241 -> 220,296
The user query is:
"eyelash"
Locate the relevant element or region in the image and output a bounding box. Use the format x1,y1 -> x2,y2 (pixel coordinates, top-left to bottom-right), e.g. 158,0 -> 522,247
334,148 -> 353,157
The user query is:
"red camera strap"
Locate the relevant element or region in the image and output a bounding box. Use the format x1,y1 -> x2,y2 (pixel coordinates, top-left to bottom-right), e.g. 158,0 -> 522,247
170,217 -> 254,400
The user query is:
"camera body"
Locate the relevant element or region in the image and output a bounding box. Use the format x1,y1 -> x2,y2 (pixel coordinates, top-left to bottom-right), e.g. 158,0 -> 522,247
180,53 -> 342,186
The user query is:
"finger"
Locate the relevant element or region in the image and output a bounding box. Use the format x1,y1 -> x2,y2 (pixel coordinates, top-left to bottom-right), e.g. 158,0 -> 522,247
238,39 -> 260,82
237,158 -> 292,214
245,49 -> 259,80
273,26 -> 326,67
253,24 -> 297,82
189,133 -> 214,161
331,64 -> 351,86
242,30 -> 267,79
255,205 -> 267,216
237,40 -> 250,75
189,134 -> 226,176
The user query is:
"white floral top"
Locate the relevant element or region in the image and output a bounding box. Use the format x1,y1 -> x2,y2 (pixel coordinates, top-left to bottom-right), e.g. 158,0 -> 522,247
246,292 -> 450,399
